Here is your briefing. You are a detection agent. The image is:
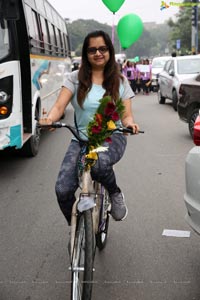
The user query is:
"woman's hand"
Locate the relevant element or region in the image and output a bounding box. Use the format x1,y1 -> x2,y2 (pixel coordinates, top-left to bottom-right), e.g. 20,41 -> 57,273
126,122 -> 140,134
39,117 -> 55,131
39,117 -> 53,125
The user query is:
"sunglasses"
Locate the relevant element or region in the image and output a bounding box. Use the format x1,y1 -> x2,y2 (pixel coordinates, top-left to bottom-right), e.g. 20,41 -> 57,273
87,46 -> 109,55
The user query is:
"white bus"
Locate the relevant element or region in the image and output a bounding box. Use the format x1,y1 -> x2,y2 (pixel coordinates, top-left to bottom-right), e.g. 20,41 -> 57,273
0,0 -> 72,156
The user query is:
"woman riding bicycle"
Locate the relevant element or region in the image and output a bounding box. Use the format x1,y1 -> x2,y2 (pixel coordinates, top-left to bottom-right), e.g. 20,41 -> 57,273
39,30 -> 140,225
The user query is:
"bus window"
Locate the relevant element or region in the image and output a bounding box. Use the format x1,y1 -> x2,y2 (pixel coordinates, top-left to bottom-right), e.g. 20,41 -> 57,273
40,16 -> 51,55
45,19 -> 51,54
47,20 -> 53,55
55,28 -> 63,56
66,34 -> 71,56
51,24 -> 57,55
24,5 -> 37,53
63,32 -> 67,56
36,14 -> 44,53
26,8 -> 42,54
0,19 -> 9,59
59,29 -> 64,56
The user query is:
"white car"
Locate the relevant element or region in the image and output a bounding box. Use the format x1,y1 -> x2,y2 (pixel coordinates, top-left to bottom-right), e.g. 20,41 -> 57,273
151,56 -> 170,92
158,55 -> 200,111
184,114 -> 200,234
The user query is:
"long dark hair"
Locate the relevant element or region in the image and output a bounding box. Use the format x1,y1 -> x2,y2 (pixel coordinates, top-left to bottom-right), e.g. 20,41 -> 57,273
77,30 -> 123,107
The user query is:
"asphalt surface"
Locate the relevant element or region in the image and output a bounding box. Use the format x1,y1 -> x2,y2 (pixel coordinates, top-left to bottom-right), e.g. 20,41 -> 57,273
1,92 -> 200,300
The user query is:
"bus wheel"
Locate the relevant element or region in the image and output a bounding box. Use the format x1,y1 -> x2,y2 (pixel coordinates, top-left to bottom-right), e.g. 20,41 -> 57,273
20,108 -> 41,157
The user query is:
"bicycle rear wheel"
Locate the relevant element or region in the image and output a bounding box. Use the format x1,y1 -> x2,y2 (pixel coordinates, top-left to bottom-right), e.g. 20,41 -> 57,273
96,188 -> 110,250
71,210 -> 94,300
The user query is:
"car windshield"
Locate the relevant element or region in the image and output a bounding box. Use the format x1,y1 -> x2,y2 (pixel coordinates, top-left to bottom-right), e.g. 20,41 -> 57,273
0,19 -> 10,60
152,58 -> 169,68
177,59 -> 200,74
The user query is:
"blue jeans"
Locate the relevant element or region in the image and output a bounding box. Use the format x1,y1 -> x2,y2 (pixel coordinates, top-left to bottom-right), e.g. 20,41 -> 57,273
55,133 -> 127,224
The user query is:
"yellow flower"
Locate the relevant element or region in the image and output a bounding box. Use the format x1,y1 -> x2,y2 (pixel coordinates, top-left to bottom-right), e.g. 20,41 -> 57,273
86,151 -> 98,160
107,120 -> 116,130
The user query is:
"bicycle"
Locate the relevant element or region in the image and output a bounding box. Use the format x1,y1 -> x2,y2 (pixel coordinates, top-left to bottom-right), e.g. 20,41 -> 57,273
38,121 -> 144,300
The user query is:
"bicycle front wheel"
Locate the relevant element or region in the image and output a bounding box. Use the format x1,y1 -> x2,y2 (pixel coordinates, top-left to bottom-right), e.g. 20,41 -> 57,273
96,188 -> 110,250
71,210 -> 94,300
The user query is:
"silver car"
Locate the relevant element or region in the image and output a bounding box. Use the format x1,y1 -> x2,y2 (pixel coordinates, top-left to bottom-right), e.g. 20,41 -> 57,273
184,114 -> 200,234
158,55 -> 200,111
151,56 -> 170,92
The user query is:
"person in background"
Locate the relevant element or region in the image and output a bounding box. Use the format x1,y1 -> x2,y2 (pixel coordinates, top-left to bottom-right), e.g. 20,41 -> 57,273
135,61 -> 141,93
132,62 -> 138,93
117,59 -> 123,73
72,62 -> 80,71
122,60 -> 137,92
140,59 -> 152,95
39,30 -> 140,225
137,59 -> 143,93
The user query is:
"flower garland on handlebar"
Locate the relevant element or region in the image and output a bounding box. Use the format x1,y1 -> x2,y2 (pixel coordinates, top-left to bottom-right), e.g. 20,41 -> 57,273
84,96 -> 125,169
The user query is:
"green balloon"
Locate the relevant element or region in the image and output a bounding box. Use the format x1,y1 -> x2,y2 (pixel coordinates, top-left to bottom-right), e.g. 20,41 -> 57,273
129,56 -> 140,63
102,0 -> 125,13
117,14 -> 143,49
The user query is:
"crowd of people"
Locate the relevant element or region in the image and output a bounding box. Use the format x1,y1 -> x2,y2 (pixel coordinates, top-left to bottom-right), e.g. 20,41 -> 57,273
120,58 -> 152,95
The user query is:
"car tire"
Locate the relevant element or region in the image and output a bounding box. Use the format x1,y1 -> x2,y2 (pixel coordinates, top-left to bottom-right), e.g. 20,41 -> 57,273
188,108 -> 200,138
172,90 -> 178,111
158,89 -> 166,104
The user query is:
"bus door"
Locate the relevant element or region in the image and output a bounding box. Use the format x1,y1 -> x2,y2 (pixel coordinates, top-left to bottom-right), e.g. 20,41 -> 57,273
0,1 -> 25,151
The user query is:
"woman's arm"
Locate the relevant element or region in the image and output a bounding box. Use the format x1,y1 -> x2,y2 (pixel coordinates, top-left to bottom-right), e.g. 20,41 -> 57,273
121,99 -> 140,133
40,87 -> 73,124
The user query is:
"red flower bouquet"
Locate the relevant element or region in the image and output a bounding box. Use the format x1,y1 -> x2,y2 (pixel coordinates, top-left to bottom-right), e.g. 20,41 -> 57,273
87,96 -> 125,150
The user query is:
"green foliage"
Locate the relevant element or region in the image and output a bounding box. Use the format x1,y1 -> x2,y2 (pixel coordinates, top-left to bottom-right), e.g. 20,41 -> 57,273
125,29 -> 165,58
167,0 -> 200,53
68,19 -> 111,56
68,19 -> 172,57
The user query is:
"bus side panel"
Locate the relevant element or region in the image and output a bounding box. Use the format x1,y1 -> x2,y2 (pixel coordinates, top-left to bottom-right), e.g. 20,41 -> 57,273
30,55 -> 71,120
0,61 -> 23,150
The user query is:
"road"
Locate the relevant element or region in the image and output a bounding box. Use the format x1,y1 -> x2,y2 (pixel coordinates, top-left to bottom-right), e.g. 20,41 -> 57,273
1,93 -> 200,300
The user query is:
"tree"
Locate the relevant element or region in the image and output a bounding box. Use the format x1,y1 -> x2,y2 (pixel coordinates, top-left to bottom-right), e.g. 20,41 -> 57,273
68,19 -> 173,58
68,19 -> 112,56
167,0 -> 200,53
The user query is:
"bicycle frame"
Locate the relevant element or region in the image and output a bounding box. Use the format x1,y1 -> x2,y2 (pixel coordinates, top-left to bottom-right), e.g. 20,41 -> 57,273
70,168 -> 104,258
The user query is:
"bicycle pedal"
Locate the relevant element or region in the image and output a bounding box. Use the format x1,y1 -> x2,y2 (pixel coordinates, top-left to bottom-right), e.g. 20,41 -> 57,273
69,266 -> 85,271
68,267 -> 95,272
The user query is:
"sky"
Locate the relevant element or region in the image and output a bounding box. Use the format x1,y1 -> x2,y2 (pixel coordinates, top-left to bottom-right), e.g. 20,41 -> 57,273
48,0 -> 180,25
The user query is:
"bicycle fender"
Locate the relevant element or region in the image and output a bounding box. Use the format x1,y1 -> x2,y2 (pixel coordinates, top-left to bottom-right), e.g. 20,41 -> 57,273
77,194 -> 96,212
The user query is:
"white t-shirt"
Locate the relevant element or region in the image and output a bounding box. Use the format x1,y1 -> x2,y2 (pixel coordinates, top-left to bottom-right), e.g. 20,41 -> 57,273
63,70 -> 135,139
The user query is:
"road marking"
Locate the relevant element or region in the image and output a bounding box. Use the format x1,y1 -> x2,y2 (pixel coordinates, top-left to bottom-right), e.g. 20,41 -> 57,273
162,229 -> 190,238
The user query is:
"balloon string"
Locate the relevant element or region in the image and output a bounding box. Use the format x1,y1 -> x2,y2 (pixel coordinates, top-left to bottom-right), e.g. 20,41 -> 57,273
112,12 -> 115,44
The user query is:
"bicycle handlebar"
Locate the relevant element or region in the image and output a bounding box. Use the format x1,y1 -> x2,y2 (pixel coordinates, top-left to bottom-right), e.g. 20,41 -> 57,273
37,122 -> 144,143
